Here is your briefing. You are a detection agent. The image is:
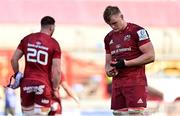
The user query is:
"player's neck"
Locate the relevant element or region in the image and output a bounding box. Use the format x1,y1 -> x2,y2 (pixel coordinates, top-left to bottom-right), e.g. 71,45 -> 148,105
40,29 -> 51,36
122,22 -> 127,30
118,22 -> 127,33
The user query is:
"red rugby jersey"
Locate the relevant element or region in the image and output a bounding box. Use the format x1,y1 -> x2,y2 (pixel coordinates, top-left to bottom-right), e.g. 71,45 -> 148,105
17,32 -> 61,85
104,23 -> 150,87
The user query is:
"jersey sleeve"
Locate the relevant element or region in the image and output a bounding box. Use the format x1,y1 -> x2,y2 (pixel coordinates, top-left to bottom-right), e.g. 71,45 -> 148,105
17,39 -> 24,51
136,28 -> 151,47
104,34 -> 111,54
53,41 -> 61,59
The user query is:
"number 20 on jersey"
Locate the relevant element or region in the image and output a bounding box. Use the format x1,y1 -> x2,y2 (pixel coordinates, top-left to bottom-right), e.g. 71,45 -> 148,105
27,48 -> 48,65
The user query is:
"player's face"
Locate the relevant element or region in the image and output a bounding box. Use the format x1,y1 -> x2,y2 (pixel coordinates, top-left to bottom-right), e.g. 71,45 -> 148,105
109,13 -> 124,32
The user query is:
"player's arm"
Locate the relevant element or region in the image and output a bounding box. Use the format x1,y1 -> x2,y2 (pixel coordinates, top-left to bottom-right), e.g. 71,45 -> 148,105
124,42 -> 155,66
11,49 -> 23,73
9,49 -> 24,89
51,58 -> 61,91
105,54 -> 112,72
105,54 -> 118,77
61,81 -> 80,104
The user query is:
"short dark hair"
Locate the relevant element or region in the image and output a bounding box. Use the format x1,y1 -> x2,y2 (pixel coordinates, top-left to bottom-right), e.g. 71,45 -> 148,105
103,6 -> 121,24
41,16 -> 55,26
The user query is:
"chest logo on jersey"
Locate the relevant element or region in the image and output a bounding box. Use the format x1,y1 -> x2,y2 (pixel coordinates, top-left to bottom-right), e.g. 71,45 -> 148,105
124,34 -> 131,41
111,47 -> 131,55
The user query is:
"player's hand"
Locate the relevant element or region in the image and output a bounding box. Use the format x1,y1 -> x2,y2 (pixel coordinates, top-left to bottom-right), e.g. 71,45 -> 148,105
7,72 -> 23,89
106,67 -> 118,77
110,59 -> 125,69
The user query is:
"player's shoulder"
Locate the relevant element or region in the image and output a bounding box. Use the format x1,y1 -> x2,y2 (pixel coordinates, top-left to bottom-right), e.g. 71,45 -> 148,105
128,23 -> 145,31
19,33 -> 35,44
49,37 -> 61,50
104,30 -> 114,41
22,33 -> 37,40
128,23 -> 149,37
51,37 -> 60,45
51,37 -> 58,42
129,23 -> 150,41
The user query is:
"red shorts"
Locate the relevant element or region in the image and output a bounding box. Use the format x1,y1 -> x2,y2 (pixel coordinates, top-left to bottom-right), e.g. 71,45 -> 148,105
111,85 -> 147,110
20,79 -> 52,107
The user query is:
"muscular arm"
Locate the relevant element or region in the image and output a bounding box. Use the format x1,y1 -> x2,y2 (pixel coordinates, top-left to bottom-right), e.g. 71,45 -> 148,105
105,54 -> 112,73
125,42 -> 155,66
51,58 -> 61,90
11,49 -> 23,73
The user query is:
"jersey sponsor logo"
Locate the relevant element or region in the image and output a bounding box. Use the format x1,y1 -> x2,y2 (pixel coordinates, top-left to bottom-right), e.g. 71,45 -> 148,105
28,43 -> 48,51
111,47 -> 131,55
137,98 -> 143,104
41,99 -> 49,104
124,34 -> 131,41
109,39 -> 114,45
137,29 -> 149,41
23,85 -> 45,95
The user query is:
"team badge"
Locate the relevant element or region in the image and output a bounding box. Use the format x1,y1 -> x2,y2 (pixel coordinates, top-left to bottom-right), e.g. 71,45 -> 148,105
124,34 -> 131,41
137,29 -> 149,41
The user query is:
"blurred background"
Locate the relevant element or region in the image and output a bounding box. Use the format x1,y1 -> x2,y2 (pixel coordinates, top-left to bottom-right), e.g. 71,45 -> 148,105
0,0 -> 180,115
